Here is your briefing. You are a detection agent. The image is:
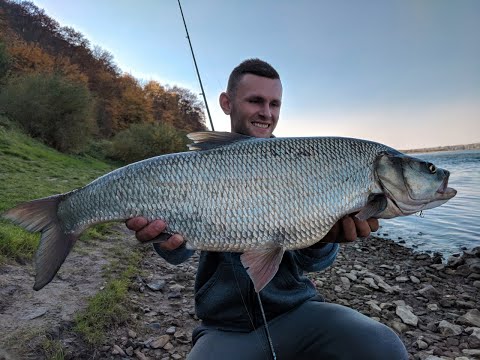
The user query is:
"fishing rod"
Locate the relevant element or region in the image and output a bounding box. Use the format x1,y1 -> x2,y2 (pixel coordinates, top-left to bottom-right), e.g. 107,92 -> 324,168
177,0 -> 214,131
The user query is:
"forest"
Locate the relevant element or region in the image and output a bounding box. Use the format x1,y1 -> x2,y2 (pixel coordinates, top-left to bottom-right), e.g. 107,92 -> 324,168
0,0 -> 207,162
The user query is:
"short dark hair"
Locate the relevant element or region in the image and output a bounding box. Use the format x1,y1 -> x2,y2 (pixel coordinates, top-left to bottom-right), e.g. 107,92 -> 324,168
227,58 -> 280,95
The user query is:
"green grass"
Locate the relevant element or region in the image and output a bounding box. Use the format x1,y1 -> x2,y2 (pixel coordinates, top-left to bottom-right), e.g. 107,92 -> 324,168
0,117 -> 117,262
73,249 -> 142,346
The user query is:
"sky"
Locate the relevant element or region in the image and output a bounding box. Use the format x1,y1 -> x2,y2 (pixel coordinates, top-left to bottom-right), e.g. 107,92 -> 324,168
32,0 -> 480,150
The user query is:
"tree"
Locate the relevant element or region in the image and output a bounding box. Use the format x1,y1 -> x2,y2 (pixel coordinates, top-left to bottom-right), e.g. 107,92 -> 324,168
0,73 -> 95,152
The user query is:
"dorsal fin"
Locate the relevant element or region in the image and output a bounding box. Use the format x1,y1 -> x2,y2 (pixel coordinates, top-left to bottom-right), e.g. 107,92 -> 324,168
187,131 -> 254,151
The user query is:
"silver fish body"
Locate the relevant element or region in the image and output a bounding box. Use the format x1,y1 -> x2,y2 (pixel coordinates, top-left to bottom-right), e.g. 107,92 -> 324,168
3,132 -> 457,291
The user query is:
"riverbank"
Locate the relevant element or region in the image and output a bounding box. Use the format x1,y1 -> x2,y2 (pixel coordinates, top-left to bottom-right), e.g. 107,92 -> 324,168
1,232 -> 479,359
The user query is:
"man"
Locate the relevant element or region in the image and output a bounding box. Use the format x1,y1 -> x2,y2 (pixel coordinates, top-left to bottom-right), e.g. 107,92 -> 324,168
127,59 -> 408,359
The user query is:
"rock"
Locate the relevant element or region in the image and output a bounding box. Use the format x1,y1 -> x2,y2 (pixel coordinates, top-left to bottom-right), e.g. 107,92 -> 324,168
396,305 -> 418,326
366,300 -> 381,313
363,277 -> 379,289
473,280 -> 480,288
391,321 -> 409,334
351,285 -> 371,295
146,280 -> 166,291
112,344 -> 126,356
340,276 -> 351,289
466,327 -> 480,340
416,339 -> 428,350
166,326 -> 176,334
163,342 -> 174,350
22,307 -> 48,320
151,335 -> 170,349
438,320 -> 463,336
447,254 -> 465,268
126,346 -> 134,356
417,285 -> 440,299
128,329 -> 137,338
134,349 -> 149,360
427,303 -> 439,311
430,263 -> 445,271
458,309 -> 480,327
424,356 -> 445,360
455,357 -> 471,360
169,283 -> 185,292
396,276 -> 409,282
410,275 -> 420,284
344,272 -> 357,281
172,354 -> 182,360
462,349 -> 480,357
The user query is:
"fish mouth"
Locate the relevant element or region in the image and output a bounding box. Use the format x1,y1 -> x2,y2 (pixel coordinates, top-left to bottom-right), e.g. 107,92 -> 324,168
436,174 -> 457,200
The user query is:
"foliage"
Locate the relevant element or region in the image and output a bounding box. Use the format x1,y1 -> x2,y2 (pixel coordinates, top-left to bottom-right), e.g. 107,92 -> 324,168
0,121 -> 114,263
109,122 -> 189,163
0,72 -> 96,152
0,41 -> 11,80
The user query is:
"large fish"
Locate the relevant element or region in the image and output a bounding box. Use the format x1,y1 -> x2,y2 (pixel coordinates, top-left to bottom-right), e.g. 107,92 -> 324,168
3,132 -> 456,292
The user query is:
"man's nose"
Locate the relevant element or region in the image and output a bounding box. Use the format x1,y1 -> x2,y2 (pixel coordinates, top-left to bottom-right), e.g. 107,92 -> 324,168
259,104 -> 272,119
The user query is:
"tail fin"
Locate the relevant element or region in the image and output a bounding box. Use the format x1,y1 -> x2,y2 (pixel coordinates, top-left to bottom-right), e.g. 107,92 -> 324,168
2,194 -> 78,290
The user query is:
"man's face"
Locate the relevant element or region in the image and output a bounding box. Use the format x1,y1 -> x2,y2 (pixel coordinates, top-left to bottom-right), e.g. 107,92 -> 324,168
221,74 -> 282,138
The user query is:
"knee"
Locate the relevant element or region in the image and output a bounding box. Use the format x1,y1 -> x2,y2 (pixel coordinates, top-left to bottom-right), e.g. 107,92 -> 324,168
355,322 -> 408,360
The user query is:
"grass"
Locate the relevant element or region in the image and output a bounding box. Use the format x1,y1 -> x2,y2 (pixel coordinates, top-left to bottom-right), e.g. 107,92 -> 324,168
0,117 -> 117,262
73,248 -> 142,346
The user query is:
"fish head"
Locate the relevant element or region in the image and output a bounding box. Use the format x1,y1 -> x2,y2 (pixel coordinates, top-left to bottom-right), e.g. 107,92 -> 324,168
374,152 -> 457,218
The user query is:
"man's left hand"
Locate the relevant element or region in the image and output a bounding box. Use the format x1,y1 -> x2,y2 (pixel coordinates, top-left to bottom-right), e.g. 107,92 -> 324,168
309,214 -> 379,248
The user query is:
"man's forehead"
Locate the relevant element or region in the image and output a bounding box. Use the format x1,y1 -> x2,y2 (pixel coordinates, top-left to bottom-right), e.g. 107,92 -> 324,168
237,74 -> 282,98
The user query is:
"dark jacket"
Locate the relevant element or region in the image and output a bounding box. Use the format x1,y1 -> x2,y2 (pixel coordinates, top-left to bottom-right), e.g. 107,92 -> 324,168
154,242 -> 339,331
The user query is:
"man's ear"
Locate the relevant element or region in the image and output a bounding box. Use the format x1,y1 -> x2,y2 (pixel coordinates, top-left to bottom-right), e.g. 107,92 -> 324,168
219,92 -> 231,115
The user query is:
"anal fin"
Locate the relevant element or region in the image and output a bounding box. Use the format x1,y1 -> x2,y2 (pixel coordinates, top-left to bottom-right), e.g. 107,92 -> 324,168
356,194 -> 388,221
240,247 -> 285,293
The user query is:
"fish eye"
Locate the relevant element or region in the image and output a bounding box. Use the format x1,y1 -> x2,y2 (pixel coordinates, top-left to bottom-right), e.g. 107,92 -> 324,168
427,163 -> 437,174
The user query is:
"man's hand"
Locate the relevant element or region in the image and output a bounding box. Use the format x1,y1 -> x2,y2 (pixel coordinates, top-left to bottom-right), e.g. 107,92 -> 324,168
126,217 -> 184,251
309,214 -> 379,248
323,214 -> 379,243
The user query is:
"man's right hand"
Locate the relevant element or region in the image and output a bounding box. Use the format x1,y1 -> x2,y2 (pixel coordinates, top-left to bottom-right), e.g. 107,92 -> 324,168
126,217 -> 184,251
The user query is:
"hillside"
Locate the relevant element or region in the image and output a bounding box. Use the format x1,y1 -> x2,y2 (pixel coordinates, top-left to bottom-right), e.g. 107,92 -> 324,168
402,142 -> 480,154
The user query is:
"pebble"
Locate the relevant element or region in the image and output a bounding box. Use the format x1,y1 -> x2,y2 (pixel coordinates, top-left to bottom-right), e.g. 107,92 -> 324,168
166,326 -> 176,334
396,305 -> 419,327
112,345 -> 125,356
151,335 -> 170,349
458,309 -> 480,327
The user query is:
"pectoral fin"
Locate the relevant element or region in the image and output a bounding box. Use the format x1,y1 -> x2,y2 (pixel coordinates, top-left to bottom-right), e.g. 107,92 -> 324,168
356,194 -> 388,221
240,247 -> 285,293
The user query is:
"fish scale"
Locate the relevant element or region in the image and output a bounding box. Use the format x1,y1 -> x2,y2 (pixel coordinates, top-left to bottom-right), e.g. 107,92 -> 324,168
3,132 -> 456,291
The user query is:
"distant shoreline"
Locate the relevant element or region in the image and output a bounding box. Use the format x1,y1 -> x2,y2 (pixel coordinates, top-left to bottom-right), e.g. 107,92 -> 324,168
401,142 -> 480,154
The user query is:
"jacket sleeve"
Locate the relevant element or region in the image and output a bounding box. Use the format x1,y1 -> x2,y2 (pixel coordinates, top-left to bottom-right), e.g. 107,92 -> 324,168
153,243 -> 195,265
292,243 -> 339,273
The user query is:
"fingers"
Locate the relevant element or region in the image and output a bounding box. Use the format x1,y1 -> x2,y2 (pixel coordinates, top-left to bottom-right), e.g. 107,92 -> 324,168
135,219 -> 168,242
126,217 -> 184,250
125,217 -> 148,231
352,217 -> 372,238
157,234 -> 184,251
342,216 -> 357,242
367,218 -> 379,232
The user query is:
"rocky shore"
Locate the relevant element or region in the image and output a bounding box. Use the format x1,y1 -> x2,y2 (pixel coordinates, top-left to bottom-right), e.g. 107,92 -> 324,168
1,232 -> 479,359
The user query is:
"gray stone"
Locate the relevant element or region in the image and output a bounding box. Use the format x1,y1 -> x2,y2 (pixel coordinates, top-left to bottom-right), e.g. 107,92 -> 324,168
169,283 -> 185,292
396,305 -> 418,326
473,280 -> 480,288
112,345 -> 126,356
146,280 -> 166,291
363,277 -> 379,289
390,320 -> 409,334
128,329 -> 137,338
416,339 -> 428,350
410,275 -> 420,283
166,326 -> 176,334
134,349 -> 148,360
418,284 -> 440,299
466,327 -> 480,340
151,335 -> 170,349
458,309 -> 480,327
366,300 -> 381,313
438,320 -> 463,336
427,303 -> 439,311
22,307 -> 48,320
340,276 -> 351,289
351,285 -> 371,295
396,276 -> 409,282
462,349 -> 480,357
344,272 -> 357,281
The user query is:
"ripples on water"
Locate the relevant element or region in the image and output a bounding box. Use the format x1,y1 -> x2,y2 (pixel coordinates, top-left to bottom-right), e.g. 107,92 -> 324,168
378,150 -> 480,259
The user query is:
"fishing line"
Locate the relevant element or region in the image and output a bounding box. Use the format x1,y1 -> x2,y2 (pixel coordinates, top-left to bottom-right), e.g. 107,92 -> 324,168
230,254 -> 273,360
177,0 -> 214,131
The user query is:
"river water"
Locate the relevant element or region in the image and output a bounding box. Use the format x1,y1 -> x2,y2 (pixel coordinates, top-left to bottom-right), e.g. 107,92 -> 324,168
377,149 -> 480,259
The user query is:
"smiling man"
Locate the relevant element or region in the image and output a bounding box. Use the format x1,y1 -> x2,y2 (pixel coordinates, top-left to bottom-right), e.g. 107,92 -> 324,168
127,59 -> 408,359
